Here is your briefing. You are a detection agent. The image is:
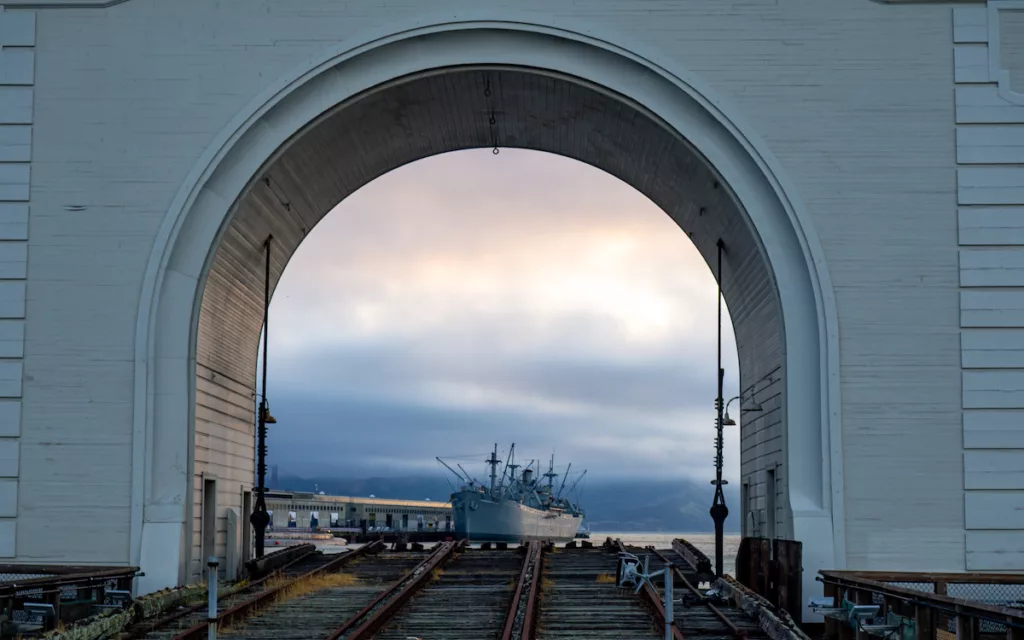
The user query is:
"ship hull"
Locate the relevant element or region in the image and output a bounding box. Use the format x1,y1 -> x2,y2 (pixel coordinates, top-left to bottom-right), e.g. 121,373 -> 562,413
450,491 -> 583,544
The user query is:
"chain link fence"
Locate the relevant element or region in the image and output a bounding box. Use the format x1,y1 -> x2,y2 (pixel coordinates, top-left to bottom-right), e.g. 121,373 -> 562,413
832,573 -> 1024,639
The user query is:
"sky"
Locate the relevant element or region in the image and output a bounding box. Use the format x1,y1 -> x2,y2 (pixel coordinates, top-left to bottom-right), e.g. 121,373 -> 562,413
264,149 -> 740,484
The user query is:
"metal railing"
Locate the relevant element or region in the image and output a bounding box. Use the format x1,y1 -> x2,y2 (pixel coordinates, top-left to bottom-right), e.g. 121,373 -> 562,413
0,564 -> 139,636
818,571 -> 1024,640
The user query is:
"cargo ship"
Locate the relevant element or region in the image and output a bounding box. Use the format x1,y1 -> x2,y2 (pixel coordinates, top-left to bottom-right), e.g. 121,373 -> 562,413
439,444 -> 586,544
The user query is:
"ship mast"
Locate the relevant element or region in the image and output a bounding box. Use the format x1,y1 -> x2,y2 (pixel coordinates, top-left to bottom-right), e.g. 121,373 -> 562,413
544,453 -> 557,491
487,443 -> 500,494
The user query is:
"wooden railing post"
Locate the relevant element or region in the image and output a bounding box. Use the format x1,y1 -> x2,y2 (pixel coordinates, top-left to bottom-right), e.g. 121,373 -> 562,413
854,589 -> 872,640
956,615 -> 977,640
838,588 -> 854,640
915,603 -> 935,640
1008,624 -> 1022,640
824,582 -> 838,640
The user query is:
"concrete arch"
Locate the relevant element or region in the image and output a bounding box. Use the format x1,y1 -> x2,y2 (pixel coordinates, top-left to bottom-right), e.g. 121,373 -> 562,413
132,16 -> 845,608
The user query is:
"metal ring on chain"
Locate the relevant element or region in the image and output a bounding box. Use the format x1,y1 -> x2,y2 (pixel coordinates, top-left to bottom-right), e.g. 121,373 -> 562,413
493,147 -> 500,155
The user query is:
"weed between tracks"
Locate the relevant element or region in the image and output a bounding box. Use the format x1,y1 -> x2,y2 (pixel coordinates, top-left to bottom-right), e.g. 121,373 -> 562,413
595,572 -> 616,584
216,572 -> 360,633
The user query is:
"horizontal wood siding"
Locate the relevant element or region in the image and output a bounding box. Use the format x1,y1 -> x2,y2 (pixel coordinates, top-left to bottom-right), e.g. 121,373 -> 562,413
188,362 -> 254,582
956,4 -> 1024,571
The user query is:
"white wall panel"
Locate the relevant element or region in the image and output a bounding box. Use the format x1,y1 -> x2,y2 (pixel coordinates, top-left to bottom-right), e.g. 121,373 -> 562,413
957,126 -> 1024,164
0,127 -> 30,163
966,491 -> 1024,529
0,50 -> 32,86
0,480 -> 18,518
0,320 -> 23,358
0,401 -> 18,438
964,370 -> 1024,408
0,88 -> 32,125
956,85 -> 1024,123
960,248 -> 1024,286
0,361 -> 20,398
964,450 -> 1024,489
955,45 -> 990,84
954,6 -> 987,44
0,12 -> 34,47
967,531 -> 1024,570
0,281 -> 24,319
0,242 -> 26,279
0,521 -> 16,558
959,166 -> 1024,205
964,410 -> 1024,448
0,439 -> 19,478
959,206 -> 1024,245
962,289 -> 1024,326
961,328 -> 1024,368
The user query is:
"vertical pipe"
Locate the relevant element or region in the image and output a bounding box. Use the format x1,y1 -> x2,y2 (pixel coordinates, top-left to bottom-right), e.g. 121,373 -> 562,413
251,236 -> 273,557
664,562 -> 674,640
710,238 -> 728,578
207,557 -> 219,640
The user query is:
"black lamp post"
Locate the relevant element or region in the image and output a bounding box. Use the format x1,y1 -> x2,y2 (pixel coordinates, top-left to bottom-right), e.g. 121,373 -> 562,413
249,235 -> 275,558
709,238 -> 729,578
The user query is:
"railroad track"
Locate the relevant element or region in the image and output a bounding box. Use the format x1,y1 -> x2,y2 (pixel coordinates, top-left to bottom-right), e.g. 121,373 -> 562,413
124,543 -> 382,639
535,546 -> 664,639
127,539 -> 746,640
217,547 -> 436,640
369,545 -> 525,639
631,544 -> 767,640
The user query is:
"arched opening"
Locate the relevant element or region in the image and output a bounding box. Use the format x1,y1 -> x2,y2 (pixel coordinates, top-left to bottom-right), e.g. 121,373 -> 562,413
132,23 -> 843,618
259,147 -> 745,548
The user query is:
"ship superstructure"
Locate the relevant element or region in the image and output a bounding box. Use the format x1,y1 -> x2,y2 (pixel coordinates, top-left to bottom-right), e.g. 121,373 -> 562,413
438,444 -> 586,544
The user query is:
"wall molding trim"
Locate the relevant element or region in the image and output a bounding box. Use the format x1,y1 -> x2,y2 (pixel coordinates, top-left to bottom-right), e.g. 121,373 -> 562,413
0,0 -> 129,8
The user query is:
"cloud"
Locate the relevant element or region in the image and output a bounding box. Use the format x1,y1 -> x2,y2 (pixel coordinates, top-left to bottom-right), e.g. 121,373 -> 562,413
265,149 -> 741,483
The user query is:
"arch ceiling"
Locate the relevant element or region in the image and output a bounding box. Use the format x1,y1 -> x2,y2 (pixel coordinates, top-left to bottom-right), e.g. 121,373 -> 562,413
199,68 -> 778,391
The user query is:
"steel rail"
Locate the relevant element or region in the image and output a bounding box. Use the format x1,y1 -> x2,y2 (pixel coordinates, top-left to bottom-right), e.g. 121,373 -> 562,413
521,543 -> 543,640
171,539 -> 384,640
124,545 -> 322,638
649,546 -> 747,639
323,539 -> 464,640
614,539 -> 686,640
500,540 -> 542,640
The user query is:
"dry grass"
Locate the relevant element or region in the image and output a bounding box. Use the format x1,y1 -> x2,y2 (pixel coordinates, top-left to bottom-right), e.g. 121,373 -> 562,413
595,572 -> 617,584
215,572 -> 360,633
541,577 -> 554,590
431,568 -> 445,582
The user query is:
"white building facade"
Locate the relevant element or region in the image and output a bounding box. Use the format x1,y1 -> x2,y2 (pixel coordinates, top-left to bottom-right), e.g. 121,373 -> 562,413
0,0 -> 1020,619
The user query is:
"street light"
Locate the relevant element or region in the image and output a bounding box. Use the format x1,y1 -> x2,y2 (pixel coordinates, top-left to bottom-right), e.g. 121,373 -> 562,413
722,394 -> 763,426
709,238 -> 728,579
249,235 -> 275,558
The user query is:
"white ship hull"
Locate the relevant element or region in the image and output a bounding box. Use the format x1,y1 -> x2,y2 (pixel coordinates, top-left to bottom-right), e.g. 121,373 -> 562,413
451,491 -> 583,544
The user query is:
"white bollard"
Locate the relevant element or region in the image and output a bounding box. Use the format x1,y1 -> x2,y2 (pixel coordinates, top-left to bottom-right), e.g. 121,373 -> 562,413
664,562 -> 674,640
207,557 -> 219,640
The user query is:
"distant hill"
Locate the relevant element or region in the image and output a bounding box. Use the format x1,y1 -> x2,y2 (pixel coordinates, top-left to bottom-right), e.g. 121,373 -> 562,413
273,472 -> 740,533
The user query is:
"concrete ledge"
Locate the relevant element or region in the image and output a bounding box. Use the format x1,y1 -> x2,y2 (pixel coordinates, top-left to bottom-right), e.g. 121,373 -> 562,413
243,543 -> 316,580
